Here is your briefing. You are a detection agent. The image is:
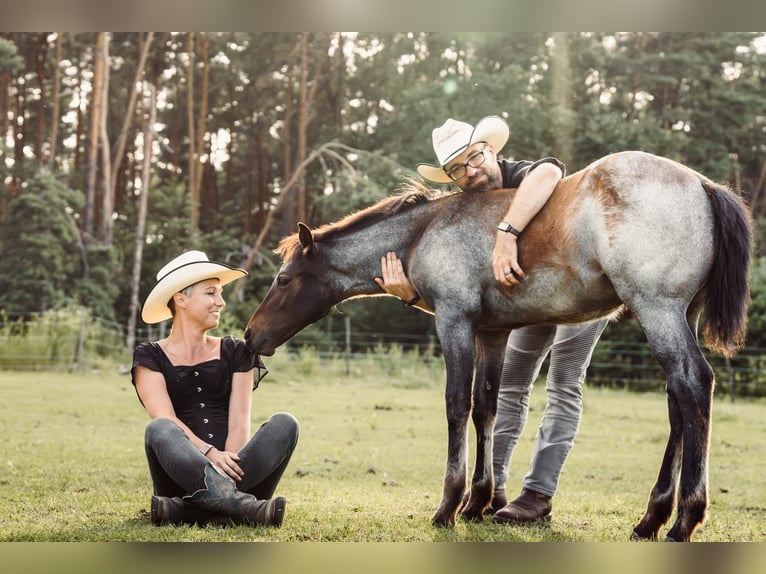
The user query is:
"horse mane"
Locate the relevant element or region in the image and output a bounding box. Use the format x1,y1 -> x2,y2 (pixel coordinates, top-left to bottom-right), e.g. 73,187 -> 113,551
275,178 -> 449,259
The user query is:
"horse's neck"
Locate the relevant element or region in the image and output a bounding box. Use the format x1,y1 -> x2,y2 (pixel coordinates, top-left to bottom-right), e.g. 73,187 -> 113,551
323,211 -> 431,297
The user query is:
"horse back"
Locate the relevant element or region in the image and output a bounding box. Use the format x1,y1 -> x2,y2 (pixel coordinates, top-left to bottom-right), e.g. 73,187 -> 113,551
414,151 -> 719,328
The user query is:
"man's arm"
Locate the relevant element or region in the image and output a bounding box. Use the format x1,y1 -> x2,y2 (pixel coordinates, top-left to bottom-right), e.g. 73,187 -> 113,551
493,161 -> 563,286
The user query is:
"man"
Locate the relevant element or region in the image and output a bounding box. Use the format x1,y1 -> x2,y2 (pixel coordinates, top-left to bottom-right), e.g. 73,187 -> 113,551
376,116 -> 608,524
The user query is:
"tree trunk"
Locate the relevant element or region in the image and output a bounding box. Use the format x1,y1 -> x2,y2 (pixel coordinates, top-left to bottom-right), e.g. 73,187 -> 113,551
243,115 -> 254,235
187,32 -> 198,235
99,33 -> 113,244
12,73 -> 25,196
84,32 -> 105,246
47,32 -> 62,168
0,69 -> 9,220
34,33 -> 48,161
126,82 -> 157,349
280,40 -> 297,235
750,156 -> 766,217
296,33 -> 309,224
255,125 -> 268,232
73,36 -> 84,172
193,32 -> 209,230
110,32 -> 154,194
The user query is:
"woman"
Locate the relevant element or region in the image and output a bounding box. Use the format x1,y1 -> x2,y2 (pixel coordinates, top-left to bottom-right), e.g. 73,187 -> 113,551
131,250 -> 299,527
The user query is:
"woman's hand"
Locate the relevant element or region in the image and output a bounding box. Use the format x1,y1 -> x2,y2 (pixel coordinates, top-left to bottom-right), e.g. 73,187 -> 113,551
375,251 -> 419,302
206,448 -> 244,482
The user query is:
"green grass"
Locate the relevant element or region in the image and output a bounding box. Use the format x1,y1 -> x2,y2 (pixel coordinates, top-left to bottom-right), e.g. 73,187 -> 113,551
1,352 -> 764,542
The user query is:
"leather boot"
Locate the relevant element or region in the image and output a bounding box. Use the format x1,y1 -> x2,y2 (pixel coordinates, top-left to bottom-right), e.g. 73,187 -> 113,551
183,464 -> 287,527
492,488 -> 552,524
151,495 -> 216,525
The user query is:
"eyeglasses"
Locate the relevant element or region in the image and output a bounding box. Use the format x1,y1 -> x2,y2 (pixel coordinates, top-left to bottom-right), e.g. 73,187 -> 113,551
444,142 -> 488,182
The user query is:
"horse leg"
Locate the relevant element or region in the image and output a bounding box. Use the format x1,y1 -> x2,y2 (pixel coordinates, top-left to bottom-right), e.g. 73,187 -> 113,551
431,317 -> 477,527
631,307 -> 714,541
631,393 -> 683,540
632,300 -> 707,540
459,329 -> 508,522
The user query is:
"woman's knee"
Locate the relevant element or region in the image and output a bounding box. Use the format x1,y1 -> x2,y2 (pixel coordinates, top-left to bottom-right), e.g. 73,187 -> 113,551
145,417 -> 182,445
267,412 -> 300,443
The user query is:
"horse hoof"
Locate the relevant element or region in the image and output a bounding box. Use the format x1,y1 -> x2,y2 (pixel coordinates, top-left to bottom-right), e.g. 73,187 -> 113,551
458,510 -> 484,523
431,512 -> 456,528
630,529 -> 657,541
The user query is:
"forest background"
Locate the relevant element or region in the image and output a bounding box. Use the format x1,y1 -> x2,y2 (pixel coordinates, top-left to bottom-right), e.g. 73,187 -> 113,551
1,32 -> 766,393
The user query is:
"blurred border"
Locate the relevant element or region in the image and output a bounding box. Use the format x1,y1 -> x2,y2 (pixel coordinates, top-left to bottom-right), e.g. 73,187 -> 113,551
1,0 -> 765,31
2,1 -> 764,571
2,542 -> 765,574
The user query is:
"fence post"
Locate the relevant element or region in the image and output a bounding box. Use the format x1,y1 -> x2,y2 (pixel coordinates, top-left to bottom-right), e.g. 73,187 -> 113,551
344,316 -> 351,376
724,355 -> 735,403
72,307 -> 86,372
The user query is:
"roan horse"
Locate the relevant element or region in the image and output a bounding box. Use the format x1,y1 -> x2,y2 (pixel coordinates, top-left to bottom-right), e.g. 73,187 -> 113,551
244,151 -> 751,541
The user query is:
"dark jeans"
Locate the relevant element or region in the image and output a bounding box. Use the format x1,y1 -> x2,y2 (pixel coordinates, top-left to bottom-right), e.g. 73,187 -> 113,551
144,413 -> 300,499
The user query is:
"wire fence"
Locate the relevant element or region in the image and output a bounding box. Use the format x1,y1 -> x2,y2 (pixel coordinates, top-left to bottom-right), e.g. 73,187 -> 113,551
1,309 -> 765,399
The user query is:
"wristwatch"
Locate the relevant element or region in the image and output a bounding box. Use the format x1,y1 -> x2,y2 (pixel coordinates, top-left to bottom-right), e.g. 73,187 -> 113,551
497,221 -> 521,237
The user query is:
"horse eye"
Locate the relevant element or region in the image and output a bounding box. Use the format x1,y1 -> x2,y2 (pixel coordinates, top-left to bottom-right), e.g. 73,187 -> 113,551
276,274 -> 292,287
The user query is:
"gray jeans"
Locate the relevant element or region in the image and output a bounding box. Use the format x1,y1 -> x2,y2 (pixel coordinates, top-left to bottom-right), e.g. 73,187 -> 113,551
493,319 -> 608,497
144,412 -> 300,499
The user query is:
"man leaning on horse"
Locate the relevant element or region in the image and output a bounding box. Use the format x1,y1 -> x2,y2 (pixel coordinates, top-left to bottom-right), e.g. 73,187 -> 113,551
376,116 -> 609,525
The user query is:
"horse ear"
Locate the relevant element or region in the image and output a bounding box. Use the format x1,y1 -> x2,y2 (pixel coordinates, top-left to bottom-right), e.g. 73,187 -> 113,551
297,222 -> 315,255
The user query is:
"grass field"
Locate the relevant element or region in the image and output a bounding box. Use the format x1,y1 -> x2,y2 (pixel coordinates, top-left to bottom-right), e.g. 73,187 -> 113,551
1,350 -> 765,543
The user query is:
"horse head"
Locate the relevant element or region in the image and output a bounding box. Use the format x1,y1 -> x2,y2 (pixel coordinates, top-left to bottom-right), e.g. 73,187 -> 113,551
244,222 -> 338,355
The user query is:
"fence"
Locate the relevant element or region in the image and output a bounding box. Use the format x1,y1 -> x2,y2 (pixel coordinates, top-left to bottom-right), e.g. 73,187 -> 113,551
1,309 -> 765,399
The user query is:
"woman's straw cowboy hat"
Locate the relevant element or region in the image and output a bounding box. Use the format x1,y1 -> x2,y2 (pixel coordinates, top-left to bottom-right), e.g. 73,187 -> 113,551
141,250 -> 247,324
416,115 -> 510,184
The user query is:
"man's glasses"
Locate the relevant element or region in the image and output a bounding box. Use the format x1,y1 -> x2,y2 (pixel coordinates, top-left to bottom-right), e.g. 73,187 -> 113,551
444,142 -> 488,182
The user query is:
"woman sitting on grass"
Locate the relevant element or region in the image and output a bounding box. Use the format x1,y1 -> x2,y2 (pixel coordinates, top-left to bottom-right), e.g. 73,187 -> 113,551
131,250 -> 299,527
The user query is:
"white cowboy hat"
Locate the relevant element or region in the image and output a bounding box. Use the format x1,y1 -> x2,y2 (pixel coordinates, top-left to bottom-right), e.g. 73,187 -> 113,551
416,115 -> 510,184
141,250 -> 247,324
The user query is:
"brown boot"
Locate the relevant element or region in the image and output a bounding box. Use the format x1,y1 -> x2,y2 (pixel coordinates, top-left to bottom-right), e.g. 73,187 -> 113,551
489,487 -> 508,514
151,495 -> 214,525
492,488 -> 552,524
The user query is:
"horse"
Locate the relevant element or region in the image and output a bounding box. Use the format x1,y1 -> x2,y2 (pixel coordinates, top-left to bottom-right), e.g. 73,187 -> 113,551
244,150 -> 752,541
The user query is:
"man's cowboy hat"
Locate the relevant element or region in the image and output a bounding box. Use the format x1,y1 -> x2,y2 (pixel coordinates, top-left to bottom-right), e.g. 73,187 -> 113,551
141,250 -> 247,324
416,115 -> 510,184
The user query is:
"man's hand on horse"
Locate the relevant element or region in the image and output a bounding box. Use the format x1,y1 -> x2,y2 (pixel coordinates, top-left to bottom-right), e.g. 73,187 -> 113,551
493,232 -> 525,286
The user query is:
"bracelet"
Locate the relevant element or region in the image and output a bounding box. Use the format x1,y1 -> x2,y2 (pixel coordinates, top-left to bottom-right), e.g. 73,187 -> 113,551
405,294 -> 421,306
199,443 -> 213,456
497,221 -> 522,237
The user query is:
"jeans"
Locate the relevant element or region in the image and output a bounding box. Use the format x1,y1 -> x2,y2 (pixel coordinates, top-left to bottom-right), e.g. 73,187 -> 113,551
144,412 -> 300,499
493,319 -> 608,497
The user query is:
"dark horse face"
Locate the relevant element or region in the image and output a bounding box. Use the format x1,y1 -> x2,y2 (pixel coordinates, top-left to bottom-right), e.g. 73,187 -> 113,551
244,224 -> 337,356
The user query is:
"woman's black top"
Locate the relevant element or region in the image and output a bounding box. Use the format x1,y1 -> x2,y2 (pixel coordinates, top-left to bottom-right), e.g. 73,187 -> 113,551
131,335 -> 267,450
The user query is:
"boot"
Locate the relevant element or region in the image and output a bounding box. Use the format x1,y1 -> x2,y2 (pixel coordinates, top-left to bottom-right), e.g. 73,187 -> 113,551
492,488 -> 552,524
183,464 -> 286,527
151,495 -> 216,525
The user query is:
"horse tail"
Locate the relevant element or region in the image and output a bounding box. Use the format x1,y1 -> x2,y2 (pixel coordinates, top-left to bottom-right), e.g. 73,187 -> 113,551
701,179 -> 752,357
